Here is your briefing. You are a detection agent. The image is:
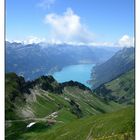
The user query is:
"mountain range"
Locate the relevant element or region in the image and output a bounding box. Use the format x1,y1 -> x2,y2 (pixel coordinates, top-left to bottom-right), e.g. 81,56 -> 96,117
6,41 -> 120,80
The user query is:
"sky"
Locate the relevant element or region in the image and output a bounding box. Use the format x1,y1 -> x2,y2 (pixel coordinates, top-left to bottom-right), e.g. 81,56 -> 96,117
6,0 -> 134,47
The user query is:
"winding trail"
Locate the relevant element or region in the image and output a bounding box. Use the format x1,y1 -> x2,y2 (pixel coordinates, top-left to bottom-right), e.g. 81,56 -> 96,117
6,118 -> 64,123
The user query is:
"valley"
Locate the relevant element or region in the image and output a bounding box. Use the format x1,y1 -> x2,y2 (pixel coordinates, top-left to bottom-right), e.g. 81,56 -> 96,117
6,42 -> 120,80
5,44 -> 135,140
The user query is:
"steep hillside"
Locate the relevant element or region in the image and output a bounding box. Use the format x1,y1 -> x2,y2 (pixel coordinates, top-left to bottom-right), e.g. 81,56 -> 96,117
90,47 -> 135,89
6,73 -> 121,120
5,73 -> 27,120
6,41 -> 120,80
94,69 -> 135,105
5,73 -> 123,140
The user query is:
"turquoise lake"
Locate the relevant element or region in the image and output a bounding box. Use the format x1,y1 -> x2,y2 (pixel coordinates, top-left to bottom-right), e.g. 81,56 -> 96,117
53,64 -> 95,88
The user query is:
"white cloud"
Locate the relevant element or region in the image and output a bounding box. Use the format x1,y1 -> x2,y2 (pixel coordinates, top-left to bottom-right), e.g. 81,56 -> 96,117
86,35 -> 134,48
38,0 -> 55,9
83,35 -> 134,47
87,42 -> 114,47
44,8 -> 94,43
8,34 -> 134,48
117,35 -> 134,47
23,36 -> 46,44
9,39 -> 22,43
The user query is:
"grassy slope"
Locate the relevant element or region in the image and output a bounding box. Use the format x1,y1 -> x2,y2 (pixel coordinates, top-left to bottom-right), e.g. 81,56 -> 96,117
21,106 -> 134,140
5,73 -> 133,140
94,69 -> 134,105
6,86 -> 123,140
63,86 -> 122,115
16,86 -> 123,119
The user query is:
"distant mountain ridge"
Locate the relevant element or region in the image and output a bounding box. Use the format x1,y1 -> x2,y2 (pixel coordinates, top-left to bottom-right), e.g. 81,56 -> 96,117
6,41 -> 120,80
90,47 -> 135,89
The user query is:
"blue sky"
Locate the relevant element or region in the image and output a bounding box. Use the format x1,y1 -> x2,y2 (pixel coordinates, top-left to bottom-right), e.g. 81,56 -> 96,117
6,0 -> 134,46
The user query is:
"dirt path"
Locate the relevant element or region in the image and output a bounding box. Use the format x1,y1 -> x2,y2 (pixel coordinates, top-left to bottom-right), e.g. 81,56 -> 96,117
86,127 -> 93,140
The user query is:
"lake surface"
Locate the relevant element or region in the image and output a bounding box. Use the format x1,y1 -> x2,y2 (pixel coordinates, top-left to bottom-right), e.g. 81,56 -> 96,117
53,64 -> 95,88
